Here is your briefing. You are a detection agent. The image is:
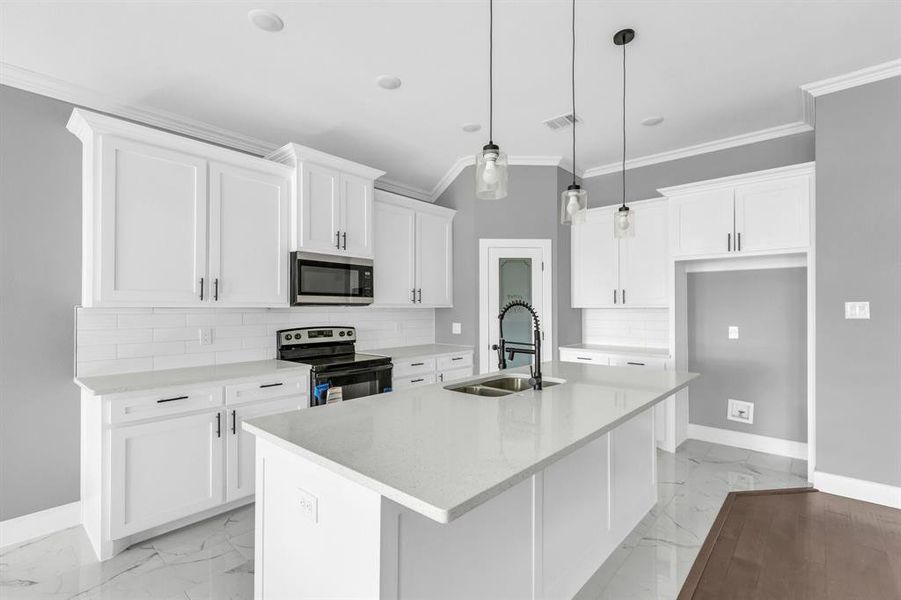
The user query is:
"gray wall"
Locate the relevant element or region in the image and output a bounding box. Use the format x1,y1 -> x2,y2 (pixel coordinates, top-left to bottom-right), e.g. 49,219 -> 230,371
582,131 -> 815,206
0,85 -> 82,520
434,165 -> 581,368
688,268 -> 808,442
815,77 -> 901,487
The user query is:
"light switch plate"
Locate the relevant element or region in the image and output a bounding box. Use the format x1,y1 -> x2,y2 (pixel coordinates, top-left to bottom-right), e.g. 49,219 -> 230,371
845,301 -> 870,319
728,326 -> 739,340
297,487 -> 318,523
452,322 -> 462,335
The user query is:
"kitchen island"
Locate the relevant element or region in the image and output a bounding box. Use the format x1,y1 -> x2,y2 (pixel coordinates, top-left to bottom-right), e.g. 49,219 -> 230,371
244,361 -> 697,599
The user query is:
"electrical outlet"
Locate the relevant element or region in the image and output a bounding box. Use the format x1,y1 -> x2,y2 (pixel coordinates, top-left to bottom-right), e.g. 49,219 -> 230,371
452,322 -> 462,335
844,301 -> 870,319
297,487 -> 318,523
727,399 -> 754,424
728,326 -> 739,340
199,328 -> 213,345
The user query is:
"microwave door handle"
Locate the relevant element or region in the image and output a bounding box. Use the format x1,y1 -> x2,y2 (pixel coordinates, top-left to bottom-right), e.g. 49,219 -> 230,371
318,364 -> 393,379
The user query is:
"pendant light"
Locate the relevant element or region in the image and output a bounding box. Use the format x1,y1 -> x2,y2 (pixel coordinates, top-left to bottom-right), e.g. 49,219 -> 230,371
560,0 -> 587,225
475,0 -> 508,200
613,28 -> 635,238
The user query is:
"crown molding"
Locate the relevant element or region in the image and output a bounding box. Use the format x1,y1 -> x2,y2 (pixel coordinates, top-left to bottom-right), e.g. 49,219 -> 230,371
800,58 -> 901,126
657,161 -> 814,197
582,121 -> 813,179
428,155 -> 565,202
375,178 -> 433,202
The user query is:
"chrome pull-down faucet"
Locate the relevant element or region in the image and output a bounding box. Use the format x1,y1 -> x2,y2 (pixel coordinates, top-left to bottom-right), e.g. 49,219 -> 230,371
491,299 -> 542,390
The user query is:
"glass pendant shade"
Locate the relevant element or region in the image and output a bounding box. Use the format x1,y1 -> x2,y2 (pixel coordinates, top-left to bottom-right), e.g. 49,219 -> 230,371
614,206 -> 634,238
560,184 -> 588,224
475,143 -> 508,200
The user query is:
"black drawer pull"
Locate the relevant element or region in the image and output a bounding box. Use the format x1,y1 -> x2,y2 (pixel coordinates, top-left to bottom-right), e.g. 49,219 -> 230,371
410,378 -> 425,383
627,361 -> 646,366
410,362 -> 425,367
259,382 -> 284,389
231,410 -> 237,435
157,395 -> 188,404
577,357 -> 593,361
451,356 -> 463,361
216,412 -> 221,438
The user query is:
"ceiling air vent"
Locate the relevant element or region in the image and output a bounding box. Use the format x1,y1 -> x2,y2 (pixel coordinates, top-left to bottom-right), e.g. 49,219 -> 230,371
543,112 -> 582,131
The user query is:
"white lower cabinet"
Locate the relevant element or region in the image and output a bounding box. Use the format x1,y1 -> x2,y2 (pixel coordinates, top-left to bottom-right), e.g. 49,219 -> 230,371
390,349 -> 474,390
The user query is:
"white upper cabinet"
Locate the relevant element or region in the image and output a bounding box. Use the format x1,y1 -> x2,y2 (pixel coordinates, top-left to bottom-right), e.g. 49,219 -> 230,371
373,190 -> 455,308
571,200 -> 668,308
209,161 -> 290,306
662,163 -> 813,259
68,109 -> 292,308
267,143 -> 384,259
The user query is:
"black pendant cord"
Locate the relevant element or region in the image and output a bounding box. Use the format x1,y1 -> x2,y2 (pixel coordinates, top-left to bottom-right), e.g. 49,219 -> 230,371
489,0 -> 494,145
621,38 -> 627,209
571,0 -> 577,187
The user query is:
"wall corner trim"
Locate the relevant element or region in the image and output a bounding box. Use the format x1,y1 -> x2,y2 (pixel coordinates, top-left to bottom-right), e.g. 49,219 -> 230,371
813,471 -> 901,510
800,59 -> 901,127
686,423 -> 808,460
0,501 -> 82,550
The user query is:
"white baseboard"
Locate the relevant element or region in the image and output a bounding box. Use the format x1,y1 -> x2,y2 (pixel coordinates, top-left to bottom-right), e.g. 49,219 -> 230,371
0,501 -> 81,549
687,423 -> 808,460
813,471 -> 901,509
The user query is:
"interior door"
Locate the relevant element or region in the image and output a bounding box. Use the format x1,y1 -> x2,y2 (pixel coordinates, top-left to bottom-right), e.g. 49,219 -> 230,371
415,211 -> 453,307
486,247 -> 545,373
110,411 -> 223,538
670,189 -> 735,257
339,173 -> 374,258
300,163 -> 341,254
208,161 -> 289,306
571,210 -> 619,307
98,135 -> 207,305
373,200 -> 416,305
734,175 -> 810,252
618,201 -> 669,307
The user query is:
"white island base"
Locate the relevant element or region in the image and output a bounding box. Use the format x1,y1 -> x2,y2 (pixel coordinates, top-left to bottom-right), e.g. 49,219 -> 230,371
253,407 -> 656,600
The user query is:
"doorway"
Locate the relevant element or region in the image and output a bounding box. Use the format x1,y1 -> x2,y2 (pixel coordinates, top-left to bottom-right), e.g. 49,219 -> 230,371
479,239 -> 553,374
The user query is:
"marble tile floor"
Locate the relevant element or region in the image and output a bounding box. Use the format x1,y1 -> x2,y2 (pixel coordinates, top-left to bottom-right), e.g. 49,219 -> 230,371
1,440 -> 809,600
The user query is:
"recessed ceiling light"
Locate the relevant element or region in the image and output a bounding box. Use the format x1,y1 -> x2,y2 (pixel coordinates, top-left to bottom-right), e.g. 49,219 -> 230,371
462,123 -> 481,133
248,9 -> 285,33
376,75 -> 402,90
641,116 -> 664,126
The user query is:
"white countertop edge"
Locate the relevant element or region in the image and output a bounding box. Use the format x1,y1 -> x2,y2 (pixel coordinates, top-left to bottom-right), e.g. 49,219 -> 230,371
243,375 -> 694,524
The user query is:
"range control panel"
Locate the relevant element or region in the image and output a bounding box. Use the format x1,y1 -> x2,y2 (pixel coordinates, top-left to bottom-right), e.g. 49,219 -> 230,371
277,326 -> 356,346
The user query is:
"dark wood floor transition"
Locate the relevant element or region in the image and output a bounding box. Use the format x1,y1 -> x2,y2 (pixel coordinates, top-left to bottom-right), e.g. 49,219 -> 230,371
678,487 -> 901,600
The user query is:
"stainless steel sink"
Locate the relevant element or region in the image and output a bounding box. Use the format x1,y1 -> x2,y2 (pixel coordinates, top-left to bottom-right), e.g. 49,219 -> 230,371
480,376 -> 560,392
446,384 -> 513,397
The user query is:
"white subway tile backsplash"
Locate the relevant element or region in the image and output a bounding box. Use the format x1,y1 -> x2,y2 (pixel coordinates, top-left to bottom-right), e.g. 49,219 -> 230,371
186,312 -> 244,327
152,353 -> 216,371
215,348 -> 273,364
153,327 -> 202,342
118,313 -> 187,329
582,308 -> 669,348
184,338 -> 244,354
77,328 -> 153,347
78,357 -> 154,377
76,344 -> 118,362
117,341 -> 186,359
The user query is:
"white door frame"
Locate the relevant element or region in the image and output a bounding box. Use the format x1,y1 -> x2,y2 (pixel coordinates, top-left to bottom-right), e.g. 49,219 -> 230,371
479,239 -> 553,374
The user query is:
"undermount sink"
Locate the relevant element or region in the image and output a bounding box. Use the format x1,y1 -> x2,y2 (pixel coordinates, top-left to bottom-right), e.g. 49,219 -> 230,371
446,384 -> 513,397
446,376 -> 563,397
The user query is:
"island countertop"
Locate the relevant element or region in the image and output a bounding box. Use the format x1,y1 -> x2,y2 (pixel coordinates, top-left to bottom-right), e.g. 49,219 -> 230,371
244,361 -> 697,524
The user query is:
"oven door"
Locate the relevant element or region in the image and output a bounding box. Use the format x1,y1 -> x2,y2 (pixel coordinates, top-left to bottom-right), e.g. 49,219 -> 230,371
291,251 -> 374,305
311,363 -> 393,406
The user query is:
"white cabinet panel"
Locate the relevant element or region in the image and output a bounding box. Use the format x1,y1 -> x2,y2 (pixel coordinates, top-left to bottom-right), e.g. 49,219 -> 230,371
572,211 -> 618,308
393,373 -> 436,389
227,396 -> 305,502
110,411 -> 223,538
373,201 -> 416,305
340,173 -> 374,258
734,175 -> 810,252
618,202 -> 668,307
300,163 -> 341,254
99,136 -> 207,305
610,409 -> 655,527
209,162 -> 289,306
438,367 -> 473,383
558,348 -> 610,365
670,189 -> 734,257
415,212 -> 453,307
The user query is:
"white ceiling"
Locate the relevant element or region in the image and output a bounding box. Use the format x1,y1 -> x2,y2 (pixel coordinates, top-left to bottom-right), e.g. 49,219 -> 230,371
2,1 -> 900,198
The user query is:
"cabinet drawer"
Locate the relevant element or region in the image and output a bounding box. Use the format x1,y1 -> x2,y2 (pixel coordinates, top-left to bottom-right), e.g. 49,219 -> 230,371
392,357 -> 436,377
225,376 -> 307,407
393,373 -> 436,389
109,386 -> 223,425
438,367 -> 473,384
608,356 -> 668,370
436,353 -> 473,371
559,348 -> 609,365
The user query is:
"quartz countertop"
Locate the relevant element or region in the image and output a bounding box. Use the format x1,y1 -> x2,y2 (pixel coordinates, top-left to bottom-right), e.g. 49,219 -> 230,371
75,359 -> 310,395
244,361 -> 696,524
559,343 -> 672,358
367,343 -> 474,360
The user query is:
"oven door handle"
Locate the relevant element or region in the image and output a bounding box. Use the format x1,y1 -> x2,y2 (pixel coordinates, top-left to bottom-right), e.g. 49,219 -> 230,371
316,364 -> 393,379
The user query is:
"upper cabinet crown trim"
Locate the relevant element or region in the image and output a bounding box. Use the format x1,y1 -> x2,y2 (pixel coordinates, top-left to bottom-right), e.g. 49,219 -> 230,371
374,189 -> 456,219
267,143 -> 386,181
585,197 -> 665,215
657,162 -> 815,197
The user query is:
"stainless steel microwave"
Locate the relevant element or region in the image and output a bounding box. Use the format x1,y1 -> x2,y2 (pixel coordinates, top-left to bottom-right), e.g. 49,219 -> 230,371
290,251 -> 374,306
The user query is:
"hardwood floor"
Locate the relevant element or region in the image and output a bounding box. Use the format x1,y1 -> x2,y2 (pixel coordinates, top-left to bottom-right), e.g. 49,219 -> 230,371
678,488 -> 901,600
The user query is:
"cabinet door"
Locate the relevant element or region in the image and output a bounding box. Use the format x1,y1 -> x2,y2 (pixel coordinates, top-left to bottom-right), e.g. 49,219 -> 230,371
299,163 -> 341,253
226,396 -> 305,502
98,136 -> 207,306
415,212 -> 453,307
571,210 -> 618,307
618,202 -> 668,307
339,173 -> 374,258
110,411 -> 223,538
373,201 -> 416,305
669,189 -> 734,257
734,175 -> 810,252
209,162 -> 289,306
